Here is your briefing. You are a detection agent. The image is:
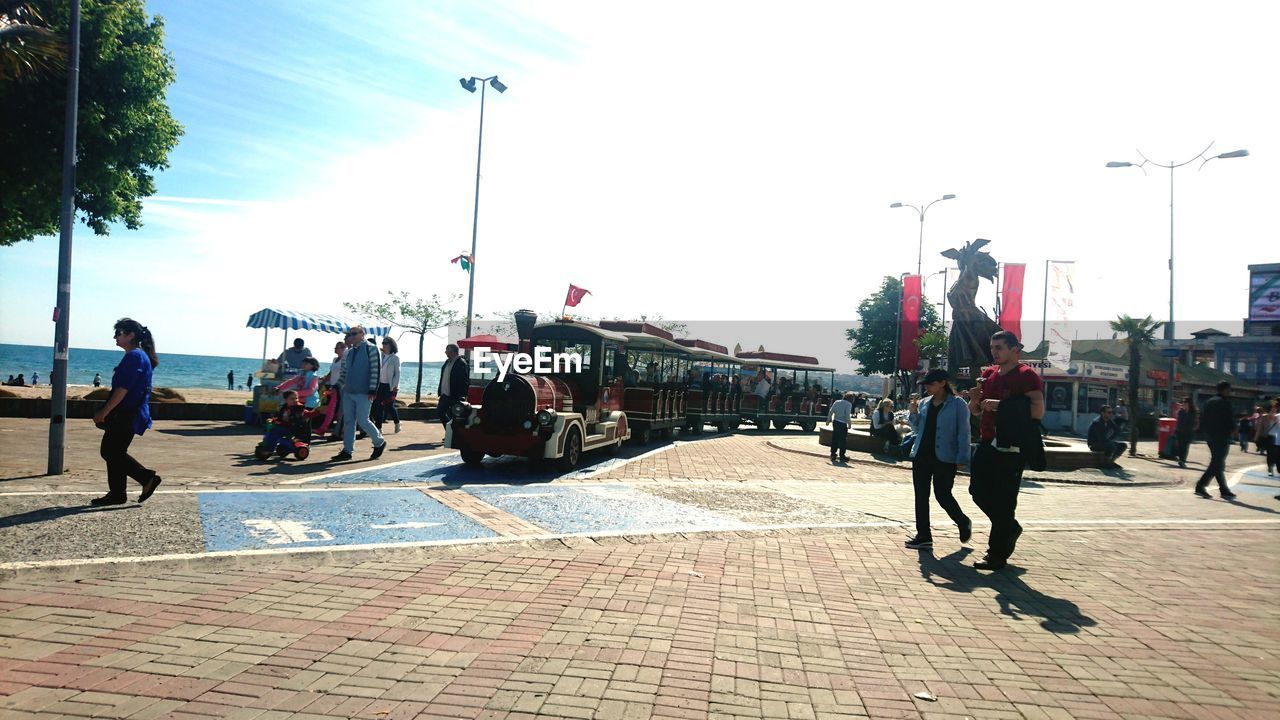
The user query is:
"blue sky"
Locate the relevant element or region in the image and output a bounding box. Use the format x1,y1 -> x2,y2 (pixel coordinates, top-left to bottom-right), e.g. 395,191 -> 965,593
2,1 -> 1276,370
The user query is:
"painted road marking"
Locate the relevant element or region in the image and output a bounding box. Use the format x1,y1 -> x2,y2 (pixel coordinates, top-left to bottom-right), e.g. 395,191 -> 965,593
465,484 -> 748,535
197,489 -> 496,552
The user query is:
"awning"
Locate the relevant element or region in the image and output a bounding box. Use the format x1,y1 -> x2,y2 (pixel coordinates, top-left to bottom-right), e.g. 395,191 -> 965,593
245,309 -> 391,336
458,334 -> 517,351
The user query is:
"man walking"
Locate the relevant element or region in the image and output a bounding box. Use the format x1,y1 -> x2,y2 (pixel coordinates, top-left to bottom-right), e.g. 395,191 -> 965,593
828,391 -> 853,463
1086,406 -> 1127,464
968,330 -> 1044,571
332,326 -> 386,461
227,369 -> 234,391
438,344 -> 470,425
1195,381 -> 1237,499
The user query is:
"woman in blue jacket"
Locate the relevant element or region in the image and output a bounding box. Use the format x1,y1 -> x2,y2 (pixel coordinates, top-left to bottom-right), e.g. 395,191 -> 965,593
905,368 -> 972,549
90,318 -> 162,506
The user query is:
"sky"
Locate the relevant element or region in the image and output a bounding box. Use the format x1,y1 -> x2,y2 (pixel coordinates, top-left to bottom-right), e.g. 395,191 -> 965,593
2,0 -> 1277,372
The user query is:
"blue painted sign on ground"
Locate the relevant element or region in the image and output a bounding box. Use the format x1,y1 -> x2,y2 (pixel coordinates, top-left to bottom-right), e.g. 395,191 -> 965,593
309,444 -> 674,485
198,489 -> 495,551
465,484 -> 747,535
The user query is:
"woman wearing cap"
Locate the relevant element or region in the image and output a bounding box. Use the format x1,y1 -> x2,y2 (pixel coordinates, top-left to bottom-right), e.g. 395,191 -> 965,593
904,368 -> 973,549
90,318 -> 162,506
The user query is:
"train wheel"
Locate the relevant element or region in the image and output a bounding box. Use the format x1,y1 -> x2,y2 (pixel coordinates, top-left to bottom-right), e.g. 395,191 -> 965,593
716,422 -> 728,433
558,428 -> 583,470
756,418 -> 770,431
729,420 -> 741,431
461,450 -> 485,466
799,420 -> 816,433
634,428 -> 651,445
773,419 -> 789,431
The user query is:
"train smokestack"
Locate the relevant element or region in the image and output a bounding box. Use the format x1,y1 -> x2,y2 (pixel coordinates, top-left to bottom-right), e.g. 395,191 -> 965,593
514,309 -> 537,341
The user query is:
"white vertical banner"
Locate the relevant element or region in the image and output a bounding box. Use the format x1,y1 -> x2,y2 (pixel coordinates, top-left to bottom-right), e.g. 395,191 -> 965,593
1046,262 -> 1075,370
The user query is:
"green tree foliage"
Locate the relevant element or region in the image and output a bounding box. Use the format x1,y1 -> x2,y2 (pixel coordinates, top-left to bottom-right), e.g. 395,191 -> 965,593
1109,314 -> 1163,456
0,1 -> 66,80
345,292 -> 462,404
846,276 -> 945,392
0,0 -> 182,246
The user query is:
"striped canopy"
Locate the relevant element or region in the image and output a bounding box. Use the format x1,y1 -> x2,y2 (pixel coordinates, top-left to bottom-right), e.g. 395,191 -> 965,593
245,308 -> 391,336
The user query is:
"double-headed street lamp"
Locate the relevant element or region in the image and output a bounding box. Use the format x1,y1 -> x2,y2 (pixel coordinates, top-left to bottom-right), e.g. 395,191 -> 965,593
890,194 -> 956,277
459,75 -> 508,340
1106,144 -> 1248,409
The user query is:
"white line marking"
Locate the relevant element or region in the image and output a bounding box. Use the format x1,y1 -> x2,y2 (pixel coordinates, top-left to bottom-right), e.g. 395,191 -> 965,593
280,451 -> 456,485
369,522 -> 443,529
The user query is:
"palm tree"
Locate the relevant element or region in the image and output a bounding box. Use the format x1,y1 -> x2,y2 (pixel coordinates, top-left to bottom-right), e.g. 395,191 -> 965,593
1110,314 -> 1164,456
0,1 -> 66,82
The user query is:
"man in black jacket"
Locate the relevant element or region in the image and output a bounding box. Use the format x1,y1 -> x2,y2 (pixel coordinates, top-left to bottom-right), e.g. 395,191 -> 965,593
1195,381 -> 1237,499
438,344 -> 470,426
1086,406 -> 1127,464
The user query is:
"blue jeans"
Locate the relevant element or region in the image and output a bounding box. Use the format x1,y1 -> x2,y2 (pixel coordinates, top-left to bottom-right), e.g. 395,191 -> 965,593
342,391 -> 384,454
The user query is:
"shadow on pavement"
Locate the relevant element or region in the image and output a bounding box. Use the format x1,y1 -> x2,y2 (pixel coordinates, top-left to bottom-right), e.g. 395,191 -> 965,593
916,547 -> 1098,635
390,442 -> 443,453
0,503 -> 138,529
155,423 -> 258,438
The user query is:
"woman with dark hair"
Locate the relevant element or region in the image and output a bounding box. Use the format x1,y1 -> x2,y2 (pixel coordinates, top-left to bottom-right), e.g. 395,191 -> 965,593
90,318 -> 162,505
375,335 -> 402,433
904,368 -> 973,549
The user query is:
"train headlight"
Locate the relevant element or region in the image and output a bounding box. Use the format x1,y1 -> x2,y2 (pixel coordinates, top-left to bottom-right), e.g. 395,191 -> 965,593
451,402 -> 472,420
522,419 -> 534,431
536,409 -> 554,426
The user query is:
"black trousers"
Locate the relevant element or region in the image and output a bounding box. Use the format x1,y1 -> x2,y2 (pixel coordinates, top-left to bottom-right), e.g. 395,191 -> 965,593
99,415 -> 156,497
1197,439 -> 1231,492
912,454 -> 970,539
373,382 -> 400,428
969,444 -> 1024,561
1264,437 -> 1280,473
438,394 -> 455,425
1175,432 -> 1192,465
830,421 -> 848,458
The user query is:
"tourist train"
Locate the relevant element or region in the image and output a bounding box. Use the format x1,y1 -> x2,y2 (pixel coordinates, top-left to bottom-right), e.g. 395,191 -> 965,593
444,310 -> 837,468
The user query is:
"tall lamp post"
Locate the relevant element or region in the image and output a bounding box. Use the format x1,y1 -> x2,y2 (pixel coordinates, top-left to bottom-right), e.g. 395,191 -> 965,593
459,75 -> 507,340
890,194 -> 956,277
1106,144 -> 1248,410
48,0 -> 82,475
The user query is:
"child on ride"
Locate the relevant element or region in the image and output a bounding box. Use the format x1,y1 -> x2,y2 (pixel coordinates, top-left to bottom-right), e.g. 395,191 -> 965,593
263,390 -> 307,448
275,357 -> 321,408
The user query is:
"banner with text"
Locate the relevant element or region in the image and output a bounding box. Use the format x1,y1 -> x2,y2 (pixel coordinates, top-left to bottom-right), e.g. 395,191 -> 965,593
1046,262 -> 1075,370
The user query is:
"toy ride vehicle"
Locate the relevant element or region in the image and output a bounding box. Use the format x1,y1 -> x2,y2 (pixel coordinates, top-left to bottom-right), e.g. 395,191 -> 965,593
254,412 -> 314,460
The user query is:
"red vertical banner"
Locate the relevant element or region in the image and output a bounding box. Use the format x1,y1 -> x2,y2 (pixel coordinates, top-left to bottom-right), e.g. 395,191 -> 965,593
999,263 -> 1025,339
898,275 -> 922,371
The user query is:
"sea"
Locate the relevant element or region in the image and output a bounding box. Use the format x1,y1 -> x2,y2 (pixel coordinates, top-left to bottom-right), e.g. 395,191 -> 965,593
0,343 -> 443,399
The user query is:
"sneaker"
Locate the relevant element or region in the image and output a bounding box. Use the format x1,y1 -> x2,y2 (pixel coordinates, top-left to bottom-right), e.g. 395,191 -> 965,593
331,451 -> 353,461
1194,488 -> 1212,499
138,475 -> 162,503
394,422 -> 401,434
959,518 -> 973,544
1221,491 -> 1238,500
839,455 -> 848,462
974,556 -> 1007,571
90,494 -> 127,507
370,442 -> 387,460
904,536 -> 933,549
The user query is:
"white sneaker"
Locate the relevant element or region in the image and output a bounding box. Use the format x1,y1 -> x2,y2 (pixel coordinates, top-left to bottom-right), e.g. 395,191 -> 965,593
394,422 -> 402,434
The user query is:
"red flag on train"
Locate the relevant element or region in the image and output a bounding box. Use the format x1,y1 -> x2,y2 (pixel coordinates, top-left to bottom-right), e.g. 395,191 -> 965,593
450,253 -> 472,272
564,284 -> 591,308
898,274 -> 922,371
999,263 -> 1025,339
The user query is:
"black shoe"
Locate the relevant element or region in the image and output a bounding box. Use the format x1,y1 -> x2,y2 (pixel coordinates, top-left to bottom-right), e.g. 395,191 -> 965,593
1221,492 -> 1238,500
904,536 -> 933,549
90,494 -> 127,506
974,556 -> 1007,571
331,451 -> 353,461
959,518 -> 973,544
137,475 -> 162,503
839,456 -> 848,462
1194,488 -> 1212,499
370,442 -> 387,460
1009,524 -> 1023,553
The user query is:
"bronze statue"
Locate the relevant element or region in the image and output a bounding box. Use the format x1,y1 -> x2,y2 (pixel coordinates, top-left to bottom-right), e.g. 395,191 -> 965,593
943,239 -> 1002,378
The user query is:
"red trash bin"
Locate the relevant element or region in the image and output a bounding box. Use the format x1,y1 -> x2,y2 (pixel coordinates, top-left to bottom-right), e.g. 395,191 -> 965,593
1157,417 -> 1177,457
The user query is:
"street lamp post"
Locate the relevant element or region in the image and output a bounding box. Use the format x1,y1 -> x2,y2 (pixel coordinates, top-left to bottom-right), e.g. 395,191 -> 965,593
892,272 -> 910,403
459,75 -> 508,340
890,194 -> 956,277
1106,144 -> 1248,411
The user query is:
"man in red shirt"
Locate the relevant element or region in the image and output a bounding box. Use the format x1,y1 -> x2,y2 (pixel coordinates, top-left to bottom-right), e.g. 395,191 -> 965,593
967,330 -> 1044,570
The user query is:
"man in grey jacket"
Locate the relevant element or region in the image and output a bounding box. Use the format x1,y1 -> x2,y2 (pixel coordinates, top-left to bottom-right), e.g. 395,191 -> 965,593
332,326 -> 387,461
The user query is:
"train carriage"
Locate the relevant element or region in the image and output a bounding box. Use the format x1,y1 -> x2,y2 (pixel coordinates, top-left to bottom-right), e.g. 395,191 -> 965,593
600,324 -> 695,444
447,312 -> 631,468
678,340 -> 743,434
737,354 -> 836,433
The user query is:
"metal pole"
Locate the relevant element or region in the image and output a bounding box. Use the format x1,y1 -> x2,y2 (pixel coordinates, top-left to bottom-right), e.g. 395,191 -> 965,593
916,213 -> 924,278
464,81 -> 487,339
892,275 -> 905,403
1041,259 -> 1050,357
47,0 -> 82,476
941,267 -> 948,337
1167,162 -> 1176,414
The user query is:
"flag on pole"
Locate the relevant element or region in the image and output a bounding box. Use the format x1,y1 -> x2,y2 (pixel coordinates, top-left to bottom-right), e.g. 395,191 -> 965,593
898,275 -> 922,371
1047,262 -> 1075,370
564,284 -> 591,308
999,263 -> 1026,339
450,253 -> 472,272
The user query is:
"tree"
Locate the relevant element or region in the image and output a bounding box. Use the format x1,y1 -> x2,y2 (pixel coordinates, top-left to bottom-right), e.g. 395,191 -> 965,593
345,292 -> 462,404
1,0 -> 182,246
1,1 -> 66,81
1109,314 -> 1163,456
846,275 -> 944,395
